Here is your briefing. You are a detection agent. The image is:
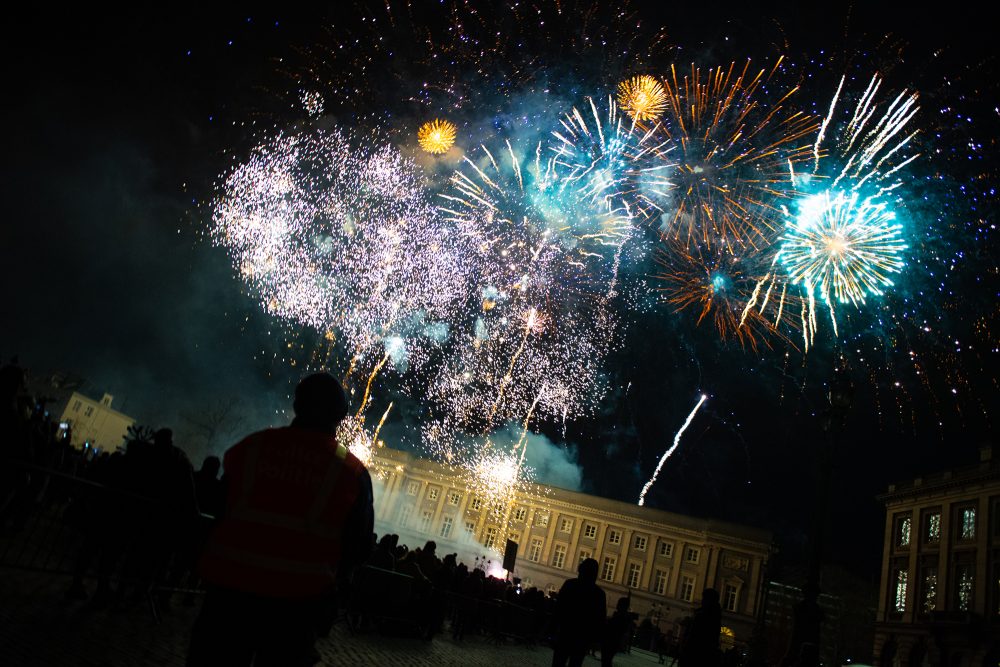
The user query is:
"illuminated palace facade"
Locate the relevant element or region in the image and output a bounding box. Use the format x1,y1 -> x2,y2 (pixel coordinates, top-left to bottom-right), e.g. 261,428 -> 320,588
368,448 -> 773,642
875,446 -> 1000,666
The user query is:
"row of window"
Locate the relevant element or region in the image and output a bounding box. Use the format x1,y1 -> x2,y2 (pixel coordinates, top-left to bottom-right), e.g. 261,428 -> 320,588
397,481 -> 703,562
894,506 -> 977,549
892,562 -> 975,614
71,400 -> 94,418
403,523 -> 741,608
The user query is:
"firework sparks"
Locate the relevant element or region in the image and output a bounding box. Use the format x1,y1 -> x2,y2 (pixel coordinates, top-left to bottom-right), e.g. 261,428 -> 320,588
638,394 -> 708,506
655,241 -> 790,351
418,118 -> 458,154
549,96 -> 673,246
212,127 -> 473,415
775,74 -> 919,342
779,190 -> 907,308
617,75 -> 668,122
337,414 -> 376,467
656,59 -> 819,249
429,137 -> 623,441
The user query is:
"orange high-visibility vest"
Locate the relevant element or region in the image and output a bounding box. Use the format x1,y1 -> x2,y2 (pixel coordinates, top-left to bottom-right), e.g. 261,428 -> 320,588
198,426 -> 367,598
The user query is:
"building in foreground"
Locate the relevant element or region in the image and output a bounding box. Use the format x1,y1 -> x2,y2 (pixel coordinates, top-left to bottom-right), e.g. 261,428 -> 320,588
368,447 -> 773,644
58,391 -> 135,452
875,446 -> 1000,665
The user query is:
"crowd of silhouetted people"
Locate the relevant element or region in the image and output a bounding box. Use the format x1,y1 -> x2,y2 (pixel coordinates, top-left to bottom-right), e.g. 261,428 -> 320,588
2,359 -> 743,666
0,359 -> 222,608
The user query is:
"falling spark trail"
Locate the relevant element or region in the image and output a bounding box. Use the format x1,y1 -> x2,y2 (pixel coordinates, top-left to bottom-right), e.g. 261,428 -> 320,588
372,402 -> 394,445
637,394 -> 709,506
357,352 -> 390,416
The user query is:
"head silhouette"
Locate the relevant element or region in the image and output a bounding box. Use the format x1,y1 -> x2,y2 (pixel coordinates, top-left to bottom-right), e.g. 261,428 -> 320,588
293,373 -> 348,432
578,557 -> 599,584
200,456 -> 221,478
154,428 -> 173,448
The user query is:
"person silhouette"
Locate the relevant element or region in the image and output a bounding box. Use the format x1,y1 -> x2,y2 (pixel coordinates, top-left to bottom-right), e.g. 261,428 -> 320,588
552,557 -> 606,667
187,373 -> 374,667
602,596 -> 637,667
679,587 -> 722,667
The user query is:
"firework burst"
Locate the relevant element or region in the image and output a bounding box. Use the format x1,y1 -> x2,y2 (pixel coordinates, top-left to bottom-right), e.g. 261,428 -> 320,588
211,127 -> 471,408
779,190 -> 906,308
617,75 -> 668,122
774,74 -> 919,344
418,118 -> 458,154
655,58 -> 819,250
655,241 -> 791,351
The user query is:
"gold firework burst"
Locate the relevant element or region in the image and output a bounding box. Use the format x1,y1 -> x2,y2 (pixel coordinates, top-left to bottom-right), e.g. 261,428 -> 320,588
417,118 -> 457,154
616,75 -> 667,122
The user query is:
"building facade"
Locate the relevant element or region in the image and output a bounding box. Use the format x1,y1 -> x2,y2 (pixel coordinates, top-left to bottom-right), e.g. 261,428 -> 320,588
875,446 -> 1000,666
368,448 -> 773,643
58,391 -> 134,453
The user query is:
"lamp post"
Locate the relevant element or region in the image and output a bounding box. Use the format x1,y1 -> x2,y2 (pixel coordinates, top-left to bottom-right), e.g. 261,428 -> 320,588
785,365 -> 854,667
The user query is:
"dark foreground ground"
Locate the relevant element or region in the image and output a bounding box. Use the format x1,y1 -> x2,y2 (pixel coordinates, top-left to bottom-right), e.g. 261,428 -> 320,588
0,572 -> 669,667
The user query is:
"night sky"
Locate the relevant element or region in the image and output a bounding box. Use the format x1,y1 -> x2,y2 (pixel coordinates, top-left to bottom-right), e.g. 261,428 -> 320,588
2,3 -> 997,582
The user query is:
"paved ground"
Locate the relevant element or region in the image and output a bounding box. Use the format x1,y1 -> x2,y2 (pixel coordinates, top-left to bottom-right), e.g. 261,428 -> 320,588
0,571 -> 671,666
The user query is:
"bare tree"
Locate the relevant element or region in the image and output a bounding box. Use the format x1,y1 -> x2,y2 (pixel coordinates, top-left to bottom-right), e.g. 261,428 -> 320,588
180,397 -> 247,462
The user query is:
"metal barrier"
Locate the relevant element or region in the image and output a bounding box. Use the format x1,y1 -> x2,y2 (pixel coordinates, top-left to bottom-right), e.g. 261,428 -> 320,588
0,458 -> 214,620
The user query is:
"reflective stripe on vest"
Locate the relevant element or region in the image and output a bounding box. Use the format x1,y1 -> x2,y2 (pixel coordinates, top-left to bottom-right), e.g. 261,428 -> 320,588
228,439 -> 349,539
205,542 -> 338,577
198,429 -> 362,596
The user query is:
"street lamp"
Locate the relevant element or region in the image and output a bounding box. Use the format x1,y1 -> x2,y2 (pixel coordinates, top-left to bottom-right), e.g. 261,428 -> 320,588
786,364 -> 853,667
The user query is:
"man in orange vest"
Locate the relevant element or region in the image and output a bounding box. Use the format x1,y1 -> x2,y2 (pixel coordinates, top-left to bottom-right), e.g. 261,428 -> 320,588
187,373 -> 374,667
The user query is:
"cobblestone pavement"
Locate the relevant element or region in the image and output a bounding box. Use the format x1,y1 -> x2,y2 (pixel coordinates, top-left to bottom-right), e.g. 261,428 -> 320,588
0,572 -> 669,667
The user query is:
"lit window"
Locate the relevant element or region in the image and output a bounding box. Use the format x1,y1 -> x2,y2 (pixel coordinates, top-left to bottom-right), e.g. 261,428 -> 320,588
584,524 -> 597,539
406,481 -> 419,496
484,526 -> 498,549
608,529 -> 622,545
897,516 -> 911,547
537,512 -> 549,527
529,538 -> 543,562
659,541 -> 673,557
921,569 -> 937,613
627,562 -> 642,588
420,511 -> 432,532
960,507 -> 976,540
680,575 -> 696,602
427,487 -> 439,501
552,544 -> 567,569
894,569 -> 908,612
926,512 -> 941,543
633,535 -> 647,551
578,548 -> 592,564
448,492 -> 461,505
465,521 -> 476,534
724,584 -> 739,612
685,547 -> 700,564
654,569 -> 668,595
957,565 -> 974,611
398,504 -> 412,528
601,557 -> 617,582
560,518 -> 573,532
440,516 -> 453,538
470,497 -> 482,511
513,506 -> 527,521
